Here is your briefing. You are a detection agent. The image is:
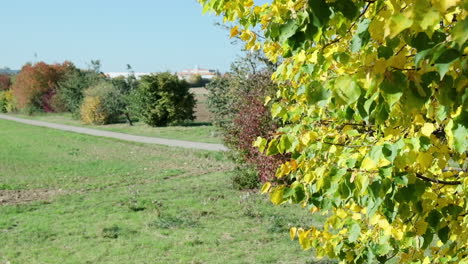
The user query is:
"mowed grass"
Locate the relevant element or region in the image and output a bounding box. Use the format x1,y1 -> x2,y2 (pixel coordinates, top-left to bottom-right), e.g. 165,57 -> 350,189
0,120 -> 325,264
10,112 -> 221,144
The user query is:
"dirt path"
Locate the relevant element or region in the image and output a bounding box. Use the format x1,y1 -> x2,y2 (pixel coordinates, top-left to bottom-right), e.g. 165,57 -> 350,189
0,114 -> 227,152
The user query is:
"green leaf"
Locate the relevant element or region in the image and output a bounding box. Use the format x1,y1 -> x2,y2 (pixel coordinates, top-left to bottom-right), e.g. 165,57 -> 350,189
426,210 -> 442,230
334,75 -> 361,105
266,139 -> 279,156
451,18 -> 468,48
351,19 -> 371,53
306,81 -> 330,105
279,20 -> 300,43
377,46 -> 393,59
253,137 -> 267,153
308,0 -> 331,27
292,185 -> 306,203
330,0 -> 358,20
452,121 -> 467,154
279,135 -> 292,154
410,32 -> 433,51
435,49 -> 460,64
348,222 -> 361,243
389,14 -> 412,38
380,71 -> 406,108
382,143 -> 398,162
438,226 -> 450,243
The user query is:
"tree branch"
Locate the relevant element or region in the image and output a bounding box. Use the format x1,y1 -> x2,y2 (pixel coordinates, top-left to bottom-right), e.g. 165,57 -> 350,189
416,173 -> 461,186
321,1 -> 373,51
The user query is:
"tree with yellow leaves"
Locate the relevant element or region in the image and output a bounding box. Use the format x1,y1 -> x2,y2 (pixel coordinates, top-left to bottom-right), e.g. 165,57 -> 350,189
200,0 -> 467,263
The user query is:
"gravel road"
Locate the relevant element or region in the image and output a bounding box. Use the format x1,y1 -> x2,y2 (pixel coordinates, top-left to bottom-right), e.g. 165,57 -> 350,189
0,114 -> 227,152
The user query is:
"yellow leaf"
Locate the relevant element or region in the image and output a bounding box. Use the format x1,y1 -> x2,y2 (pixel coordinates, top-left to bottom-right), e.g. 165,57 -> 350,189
417,152 -> 433,170
378,158 -> 391,167
270,187 -> 284,205
388,14 -> 413,38
432,0 -> 459,13
392,227 -> 404,240
303,173 -> 313,183
421,123 -> 435,137
298,229 -> 312,250
369,19 -> 385,43
388,50 -> 407,69
240,30 -> 251,41
261,182 -> 271,194
230,26 -> 239,38
297,50 -> 306,62
422,256 -> 431,264
352,213 -> 362,220
373,58 -> 387,75
290,227 -> 297,240
361,156 -> 377,171
415,219 -> 428,235
336,209 -> 348,219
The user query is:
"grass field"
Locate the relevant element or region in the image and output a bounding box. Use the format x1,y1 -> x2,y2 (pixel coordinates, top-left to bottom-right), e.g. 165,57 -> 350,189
10,112 -> 221,144
0,120 -> 327,264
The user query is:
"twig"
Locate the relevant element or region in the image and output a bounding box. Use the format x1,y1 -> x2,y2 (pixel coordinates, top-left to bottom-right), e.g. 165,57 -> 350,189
416,173 -> 461,186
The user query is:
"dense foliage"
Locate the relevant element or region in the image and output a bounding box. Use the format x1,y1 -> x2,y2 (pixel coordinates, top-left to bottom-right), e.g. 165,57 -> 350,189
134,72 -> 195,126
0,74 -> 11,91
56,65 -> 104,115
11,62 -> 70,113
207,56 -> 285,189
201,0 -> 467,263
0,90 -> 14,113
80,82 -> 124,125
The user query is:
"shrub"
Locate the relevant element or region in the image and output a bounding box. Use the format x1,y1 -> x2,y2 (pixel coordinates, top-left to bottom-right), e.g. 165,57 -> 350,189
134,72 -> 195,127
110,75 -> 140,125
11,62 -> 70,113
0,90 -> 15,113
80,82 -> 124,125
207,55 -> 285,188
224,72 -> 287,186
0,74 -> 11,91
80,96 -> 108,125
206,76 -> 236,128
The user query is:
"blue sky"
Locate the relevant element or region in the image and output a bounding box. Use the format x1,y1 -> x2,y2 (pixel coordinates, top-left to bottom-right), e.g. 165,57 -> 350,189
0,0 -> 242,73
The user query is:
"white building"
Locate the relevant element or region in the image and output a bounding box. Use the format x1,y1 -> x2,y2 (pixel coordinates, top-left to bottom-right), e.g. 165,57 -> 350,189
177,66 -> 218,80
105,72 -> 152,79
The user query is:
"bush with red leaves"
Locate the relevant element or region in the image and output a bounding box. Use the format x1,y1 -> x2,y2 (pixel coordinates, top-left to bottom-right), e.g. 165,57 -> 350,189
0,74 -> 11,91
208,69 -> 285,189
11,62 -> 71,113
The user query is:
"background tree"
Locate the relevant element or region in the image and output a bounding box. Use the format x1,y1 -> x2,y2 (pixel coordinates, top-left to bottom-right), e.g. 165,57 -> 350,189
134,72 -> 195,127
201,0 -> 467,263
0,74 -> 11,91
109,64 -> 140,125
55,63 -> 104,116
11,62 -> 71,113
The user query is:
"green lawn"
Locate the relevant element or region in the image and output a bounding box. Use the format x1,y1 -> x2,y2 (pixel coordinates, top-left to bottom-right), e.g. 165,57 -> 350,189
0,120 -> 328,264
9,113 -> 222,144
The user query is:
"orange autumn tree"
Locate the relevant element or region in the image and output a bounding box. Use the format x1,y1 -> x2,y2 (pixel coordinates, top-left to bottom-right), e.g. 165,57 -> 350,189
200,0 -> 467,263
12,62 -> 71,112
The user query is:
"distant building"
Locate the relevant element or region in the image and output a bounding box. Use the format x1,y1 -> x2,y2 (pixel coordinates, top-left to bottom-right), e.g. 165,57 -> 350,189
105,72 -> 152,79
177,66 -> 218,80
